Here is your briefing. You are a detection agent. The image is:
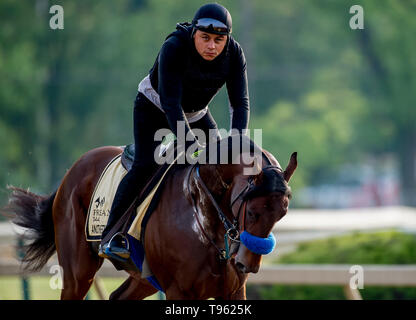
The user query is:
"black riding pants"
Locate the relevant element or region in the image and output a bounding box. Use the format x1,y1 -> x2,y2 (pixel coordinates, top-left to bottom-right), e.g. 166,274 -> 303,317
101,93 -> 218,240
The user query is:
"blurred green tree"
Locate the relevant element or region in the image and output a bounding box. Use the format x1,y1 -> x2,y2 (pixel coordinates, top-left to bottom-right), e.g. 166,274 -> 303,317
0,0 -> 414,209
352,0 -> 416,205
0,0 -> 43,195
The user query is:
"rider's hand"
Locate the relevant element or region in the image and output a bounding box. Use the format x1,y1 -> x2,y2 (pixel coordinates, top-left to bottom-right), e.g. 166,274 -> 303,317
184,137 -> 205,151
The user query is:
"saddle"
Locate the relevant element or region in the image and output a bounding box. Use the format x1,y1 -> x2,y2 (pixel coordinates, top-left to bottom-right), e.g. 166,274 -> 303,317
83,143 -> 180,291
100,144 -> 172,245
120,143 -> 135,171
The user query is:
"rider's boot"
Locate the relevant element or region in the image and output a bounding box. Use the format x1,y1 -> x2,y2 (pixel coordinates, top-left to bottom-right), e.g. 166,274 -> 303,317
98,172 -> 141,260
98,211 -> 131,260
98,161 -> 154,260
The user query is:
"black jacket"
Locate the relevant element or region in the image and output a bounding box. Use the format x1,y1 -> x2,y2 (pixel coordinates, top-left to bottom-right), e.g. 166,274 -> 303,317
149,23 -> 249,138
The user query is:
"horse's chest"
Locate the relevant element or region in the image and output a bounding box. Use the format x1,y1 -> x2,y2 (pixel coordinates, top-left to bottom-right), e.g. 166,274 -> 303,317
196,264 -> 245,299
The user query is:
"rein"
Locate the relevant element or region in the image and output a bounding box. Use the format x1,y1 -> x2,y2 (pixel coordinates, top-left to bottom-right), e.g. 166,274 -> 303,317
187,164 -> 242,260
187,160 -> 283,260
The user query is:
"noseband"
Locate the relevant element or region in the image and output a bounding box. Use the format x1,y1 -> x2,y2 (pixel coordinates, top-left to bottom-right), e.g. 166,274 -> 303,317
187,162 -> 283,260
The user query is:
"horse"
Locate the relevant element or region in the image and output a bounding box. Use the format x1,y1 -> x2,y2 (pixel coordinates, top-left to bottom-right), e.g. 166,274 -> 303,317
4,135 -> 297,299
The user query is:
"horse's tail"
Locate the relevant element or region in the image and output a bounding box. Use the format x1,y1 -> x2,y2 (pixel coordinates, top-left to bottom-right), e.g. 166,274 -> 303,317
4,186 -> 57,272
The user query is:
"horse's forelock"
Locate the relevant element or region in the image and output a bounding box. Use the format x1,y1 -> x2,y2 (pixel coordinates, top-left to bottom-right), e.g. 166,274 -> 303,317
243,168 -> 291,200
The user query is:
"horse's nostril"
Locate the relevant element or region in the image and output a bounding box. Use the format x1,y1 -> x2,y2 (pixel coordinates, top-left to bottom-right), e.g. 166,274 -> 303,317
235,262 -> 247,273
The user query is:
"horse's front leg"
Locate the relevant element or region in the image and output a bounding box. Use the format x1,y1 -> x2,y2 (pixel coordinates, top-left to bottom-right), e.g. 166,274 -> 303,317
165,283 -> 192,300
231,285 -> 246,299
109,275 -> 158,300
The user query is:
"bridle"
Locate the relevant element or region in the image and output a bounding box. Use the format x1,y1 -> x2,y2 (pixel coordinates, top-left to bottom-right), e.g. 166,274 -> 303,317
187,156 -> 283,260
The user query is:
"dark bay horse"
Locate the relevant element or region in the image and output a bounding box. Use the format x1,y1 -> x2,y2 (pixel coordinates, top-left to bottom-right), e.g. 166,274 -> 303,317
5,136 -> 297,299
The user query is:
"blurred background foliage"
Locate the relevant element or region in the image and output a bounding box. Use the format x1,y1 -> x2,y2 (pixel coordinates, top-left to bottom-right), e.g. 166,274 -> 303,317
1,0 -> 415,301
0,0 -> 415,207
247,230 -> 416,299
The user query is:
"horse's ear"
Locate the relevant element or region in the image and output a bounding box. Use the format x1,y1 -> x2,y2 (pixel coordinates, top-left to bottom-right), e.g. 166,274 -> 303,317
283,152 -> 297,182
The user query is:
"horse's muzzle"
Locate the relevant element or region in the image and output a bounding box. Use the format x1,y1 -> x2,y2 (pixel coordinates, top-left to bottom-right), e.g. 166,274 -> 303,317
234,248 -> 261,274
235,261 -> 255,274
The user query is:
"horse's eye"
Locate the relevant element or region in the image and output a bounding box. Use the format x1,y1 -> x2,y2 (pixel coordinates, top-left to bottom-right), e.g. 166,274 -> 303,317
247,210 -> 257,220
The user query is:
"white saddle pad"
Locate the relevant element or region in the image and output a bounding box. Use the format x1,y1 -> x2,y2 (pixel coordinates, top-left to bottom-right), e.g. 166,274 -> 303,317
85,154 -> 127,241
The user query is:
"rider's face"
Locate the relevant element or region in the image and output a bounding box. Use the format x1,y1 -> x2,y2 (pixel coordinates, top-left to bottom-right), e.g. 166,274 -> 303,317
193,30 -> 227,61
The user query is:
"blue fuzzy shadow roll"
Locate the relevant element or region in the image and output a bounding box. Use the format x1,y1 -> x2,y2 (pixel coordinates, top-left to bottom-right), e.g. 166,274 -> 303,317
240,231 -> 276,255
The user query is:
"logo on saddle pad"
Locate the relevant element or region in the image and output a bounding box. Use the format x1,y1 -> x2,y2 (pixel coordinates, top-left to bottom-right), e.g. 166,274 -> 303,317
95,196 -> 105,209
91,196 -> 109,235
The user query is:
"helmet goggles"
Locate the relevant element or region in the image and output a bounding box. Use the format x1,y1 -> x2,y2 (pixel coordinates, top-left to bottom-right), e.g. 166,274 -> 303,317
194,18 -> 230,35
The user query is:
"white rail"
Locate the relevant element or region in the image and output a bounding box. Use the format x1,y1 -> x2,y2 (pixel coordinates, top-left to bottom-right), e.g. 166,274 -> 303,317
2,260 -> 416,300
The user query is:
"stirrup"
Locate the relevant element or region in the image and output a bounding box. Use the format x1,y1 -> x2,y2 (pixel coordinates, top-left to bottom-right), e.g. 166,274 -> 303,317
99,232 -> 130,261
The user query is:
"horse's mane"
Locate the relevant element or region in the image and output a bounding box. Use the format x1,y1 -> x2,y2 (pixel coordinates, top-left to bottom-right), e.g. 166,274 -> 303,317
202,133 -> 263,165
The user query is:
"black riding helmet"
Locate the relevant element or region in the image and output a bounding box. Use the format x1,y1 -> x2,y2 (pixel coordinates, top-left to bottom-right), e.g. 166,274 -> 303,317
192,3 -> 232,36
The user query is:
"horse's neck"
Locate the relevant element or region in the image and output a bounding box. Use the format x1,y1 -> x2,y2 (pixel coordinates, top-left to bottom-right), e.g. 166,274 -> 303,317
201,165 -> 230,195
188,164 -> 233,220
